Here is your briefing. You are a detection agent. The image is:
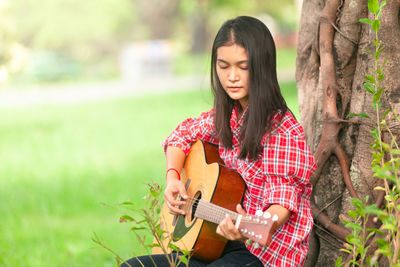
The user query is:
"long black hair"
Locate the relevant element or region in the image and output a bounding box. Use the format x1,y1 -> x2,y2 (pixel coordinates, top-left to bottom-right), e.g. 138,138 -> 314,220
210,16 -> 288,160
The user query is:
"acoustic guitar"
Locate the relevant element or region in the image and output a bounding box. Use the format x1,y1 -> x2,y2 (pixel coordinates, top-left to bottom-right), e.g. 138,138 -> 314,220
153,140 -> 277,262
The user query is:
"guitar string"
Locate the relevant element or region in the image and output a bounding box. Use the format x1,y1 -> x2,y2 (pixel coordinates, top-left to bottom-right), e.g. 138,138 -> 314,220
178,196 -> 236,223
174,196 -> 268,225
181,196 -> 235,219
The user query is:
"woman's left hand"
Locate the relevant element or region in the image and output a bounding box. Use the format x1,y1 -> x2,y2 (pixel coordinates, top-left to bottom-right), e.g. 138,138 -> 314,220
216,204 -> 247,241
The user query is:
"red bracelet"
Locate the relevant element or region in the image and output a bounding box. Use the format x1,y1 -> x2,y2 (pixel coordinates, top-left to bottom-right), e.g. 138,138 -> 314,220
166,168 -> 181,181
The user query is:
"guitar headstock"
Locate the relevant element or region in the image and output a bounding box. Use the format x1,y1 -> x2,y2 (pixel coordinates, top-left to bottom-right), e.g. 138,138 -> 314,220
237,211 -> 278,247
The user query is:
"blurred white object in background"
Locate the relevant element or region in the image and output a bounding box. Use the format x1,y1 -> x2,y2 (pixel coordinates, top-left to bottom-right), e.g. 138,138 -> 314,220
119,40 -> 173,83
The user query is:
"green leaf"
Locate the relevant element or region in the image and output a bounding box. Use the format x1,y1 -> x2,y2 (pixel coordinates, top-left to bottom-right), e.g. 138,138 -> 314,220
340,248 -> 352,254
348,210 -> 358,219
384,194 -> 394,203
156,228 -> 166,237
136,219 -> 147,224
366,255 -> 373,265
179,255 -> 189,264
364,82 -> 375,94
376,45 -> 384,60
130,226 -> 146,231
168,243 -> 180,251
345,222 -> 362,231
364,205 -> 387,216
359,18 -> 373,25
375,238 -> 388,247
375,248 -> 393,257
366,228 -> 385,236
386,174 -> 398,183
383,109 -> 390,120
347,112 -> 371,119
349,237 -> 363,247
366,231 -> 376,242
381,0 -> 387,8
382,56 -> 390,68
363,49 -> 373,55
372,19 -> 381,32
372,101 -> 382,110
346,233 -> 355,242
368,0 -> 379,14
119,215 -> 135,223
373,87 -> 384,110
335,257 -> 343,267
120,201 -> 134,205
365,74 -> 376,84
373,165 -> 389,179
379,2 -> 385,16
147,243 -> 161,248
374,186 -> 386,191
392,149 -> 400,155
382,215 -> 398,231
356,245 -> 365,256
370,127 -> 379,139
351,198 -> 365,209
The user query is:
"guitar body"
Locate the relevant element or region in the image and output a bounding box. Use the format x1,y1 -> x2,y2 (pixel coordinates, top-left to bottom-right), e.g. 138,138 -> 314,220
153,140 -> 246,262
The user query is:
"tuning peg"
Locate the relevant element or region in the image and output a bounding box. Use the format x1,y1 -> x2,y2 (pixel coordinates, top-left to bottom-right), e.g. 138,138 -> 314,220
254,242 -> 260,249
263,211 -> 271,219
246,239 -> 253,245
255,210 -> 263,217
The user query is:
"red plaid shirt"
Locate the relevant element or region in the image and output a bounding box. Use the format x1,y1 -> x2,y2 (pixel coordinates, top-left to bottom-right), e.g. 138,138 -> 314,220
162,106 -> 317,266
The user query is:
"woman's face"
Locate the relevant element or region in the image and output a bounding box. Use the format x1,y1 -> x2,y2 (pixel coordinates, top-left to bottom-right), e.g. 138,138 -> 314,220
216,43 -> 249,109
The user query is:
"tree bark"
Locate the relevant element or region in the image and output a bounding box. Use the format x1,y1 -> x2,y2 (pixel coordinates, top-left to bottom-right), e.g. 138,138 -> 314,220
297,0 -> 400,266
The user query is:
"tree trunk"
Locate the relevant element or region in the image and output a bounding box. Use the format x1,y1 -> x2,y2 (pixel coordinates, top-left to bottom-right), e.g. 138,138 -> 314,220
133,0 -> 181,40
296,0 -> 400,266
190,0 -> 210,54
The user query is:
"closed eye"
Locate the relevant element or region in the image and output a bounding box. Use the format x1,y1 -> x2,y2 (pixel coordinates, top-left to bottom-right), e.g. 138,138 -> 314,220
217,63 -> 229,69
238,63 -> 248,70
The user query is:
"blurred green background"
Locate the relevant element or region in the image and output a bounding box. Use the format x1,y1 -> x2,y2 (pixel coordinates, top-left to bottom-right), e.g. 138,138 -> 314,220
0,0 -> 301,266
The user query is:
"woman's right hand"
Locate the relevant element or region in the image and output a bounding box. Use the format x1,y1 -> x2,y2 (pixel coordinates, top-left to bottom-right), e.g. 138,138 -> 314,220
164,178 -> 188,215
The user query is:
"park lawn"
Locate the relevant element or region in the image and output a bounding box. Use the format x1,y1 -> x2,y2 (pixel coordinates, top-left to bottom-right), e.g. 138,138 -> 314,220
0,82 -> 298,267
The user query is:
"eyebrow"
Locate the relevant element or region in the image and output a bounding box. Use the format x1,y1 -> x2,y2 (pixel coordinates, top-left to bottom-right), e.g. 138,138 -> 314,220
217,59 -> 249,64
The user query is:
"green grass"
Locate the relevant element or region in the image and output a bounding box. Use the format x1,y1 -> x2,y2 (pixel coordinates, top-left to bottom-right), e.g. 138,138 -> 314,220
276,48 -> 297,70
0,82 -> 298,266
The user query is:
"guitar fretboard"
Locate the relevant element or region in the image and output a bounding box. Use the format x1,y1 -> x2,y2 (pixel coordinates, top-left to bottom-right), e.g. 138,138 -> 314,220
194,199 -> 239,225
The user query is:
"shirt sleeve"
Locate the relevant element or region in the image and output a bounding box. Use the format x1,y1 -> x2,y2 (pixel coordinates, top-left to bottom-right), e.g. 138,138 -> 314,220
161,108 -> 219,155
262,132 -> 317,214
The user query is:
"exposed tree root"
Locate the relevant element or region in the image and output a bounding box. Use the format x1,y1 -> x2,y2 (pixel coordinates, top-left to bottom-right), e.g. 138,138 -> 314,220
300,0 -> 400,265
307,0 -> 359,261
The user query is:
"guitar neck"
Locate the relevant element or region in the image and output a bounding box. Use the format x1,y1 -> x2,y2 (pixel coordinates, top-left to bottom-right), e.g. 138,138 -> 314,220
193,198 -> 278,248
194,199 -> 239,225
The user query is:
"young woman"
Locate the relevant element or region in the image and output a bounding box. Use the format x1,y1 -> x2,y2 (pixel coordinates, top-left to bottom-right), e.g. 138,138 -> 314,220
123,16 -> 316,267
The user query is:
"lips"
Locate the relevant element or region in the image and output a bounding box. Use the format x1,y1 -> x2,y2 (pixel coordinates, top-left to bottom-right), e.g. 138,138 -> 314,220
227,86 -> 242,91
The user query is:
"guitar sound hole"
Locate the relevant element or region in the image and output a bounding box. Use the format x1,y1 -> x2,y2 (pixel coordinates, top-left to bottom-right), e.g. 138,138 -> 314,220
191,191 -> 202,222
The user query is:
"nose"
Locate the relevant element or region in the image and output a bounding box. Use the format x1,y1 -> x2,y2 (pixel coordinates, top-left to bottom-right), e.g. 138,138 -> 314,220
228,68 -> 239,82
